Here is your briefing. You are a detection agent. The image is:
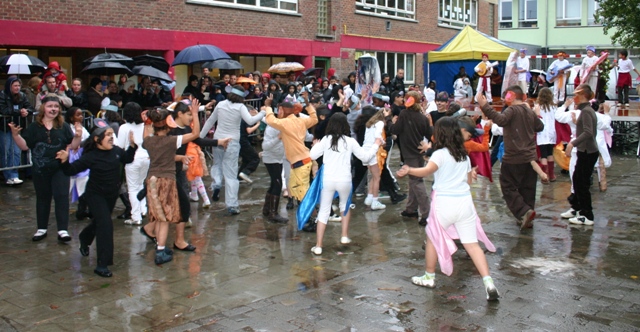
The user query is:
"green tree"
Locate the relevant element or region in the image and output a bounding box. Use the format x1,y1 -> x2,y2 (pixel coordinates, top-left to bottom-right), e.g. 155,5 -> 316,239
595,0 -> 640,48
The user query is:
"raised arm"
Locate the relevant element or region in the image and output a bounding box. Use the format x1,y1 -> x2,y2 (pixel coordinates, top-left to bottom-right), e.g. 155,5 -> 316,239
478,95 -> 511,127
183,99 -> 201,144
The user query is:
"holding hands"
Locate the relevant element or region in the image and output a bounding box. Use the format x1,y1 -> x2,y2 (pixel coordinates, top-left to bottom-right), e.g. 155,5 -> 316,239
396,165 -> 410,178
217,137 -> 231,149
56,147 -> 69,163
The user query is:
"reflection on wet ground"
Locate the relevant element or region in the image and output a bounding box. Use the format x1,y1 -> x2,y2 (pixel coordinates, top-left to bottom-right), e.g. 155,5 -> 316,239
0,155 -> 639,331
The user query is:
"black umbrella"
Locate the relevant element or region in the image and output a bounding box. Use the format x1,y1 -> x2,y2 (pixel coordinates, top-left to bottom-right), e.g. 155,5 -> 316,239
301,68 -> 324,78
202,59 -> 243,70
0,54 -> 47,75
83,53 -> 134,68
172,44 -> 230,66
133,66 -> 172,82
81,62 -> 133,76
133,54 -> 170,72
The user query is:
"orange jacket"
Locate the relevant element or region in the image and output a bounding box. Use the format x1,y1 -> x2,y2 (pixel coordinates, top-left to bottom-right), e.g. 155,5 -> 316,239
463,123 -> 491,153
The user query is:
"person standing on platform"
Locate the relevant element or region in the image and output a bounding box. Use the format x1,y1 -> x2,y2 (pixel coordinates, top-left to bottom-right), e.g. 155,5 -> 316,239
547,52 -> 570,104
515,49 -> 530,93
581,46 -> 599,93
615,50 -> 640,108
474,54 -> 493,102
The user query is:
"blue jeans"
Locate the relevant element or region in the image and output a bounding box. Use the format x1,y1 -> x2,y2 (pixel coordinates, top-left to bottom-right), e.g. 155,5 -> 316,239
211,140 -> 240,208
0,130 -> 21,180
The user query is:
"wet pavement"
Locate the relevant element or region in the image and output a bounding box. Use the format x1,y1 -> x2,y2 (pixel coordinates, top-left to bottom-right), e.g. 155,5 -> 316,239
1,153 -> 639,331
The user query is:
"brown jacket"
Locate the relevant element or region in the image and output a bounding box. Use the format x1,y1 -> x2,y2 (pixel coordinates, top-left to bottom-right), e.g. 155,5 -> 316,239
480,103 -> 544,164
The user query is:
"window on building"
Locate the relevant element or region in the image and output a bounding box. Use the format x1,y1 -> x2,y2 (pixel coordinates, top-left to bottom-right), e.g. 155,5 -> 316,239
438,0 -> 478,28
556,0 -> 581,26
193,0 -> 298,13
499,0 -> 512,28
358,51 -> 415,83
587,0 -> 599,26
355,0 -> 416,20
317,0 -> 331,36
488,4 -> 495,35
518,0 -> 537,27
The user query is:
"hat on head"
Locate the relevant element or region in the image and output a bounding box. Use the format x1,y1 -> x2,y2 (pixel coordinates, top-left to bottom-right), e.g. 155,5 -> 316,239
435,91 -> 449,102
349,95 -> 360,110
92,118 -> 111,136
586,45 -> 596,53
556,51 -> 567,57
458,116 -> 484,138
520,48 -> 527,54
372,93 -> 390,102
48,61 -> 61,71
481,53 -> 489,58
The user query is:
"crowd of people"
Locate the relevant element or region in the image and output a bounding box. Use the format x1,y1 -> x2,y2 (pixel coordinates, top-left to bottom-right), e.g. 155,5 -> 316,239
0,50 -> 629,301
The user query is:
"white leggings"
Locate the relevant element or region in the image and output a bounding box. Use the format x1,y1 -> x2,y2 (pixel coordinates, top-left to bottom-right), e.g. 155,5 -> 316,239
317,180 -> 351,224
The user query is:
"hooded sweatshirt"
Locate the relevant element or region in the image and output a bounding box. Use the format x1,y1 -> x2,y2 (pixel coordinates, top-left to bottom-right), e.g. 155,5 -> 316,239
0,77 -> 34,130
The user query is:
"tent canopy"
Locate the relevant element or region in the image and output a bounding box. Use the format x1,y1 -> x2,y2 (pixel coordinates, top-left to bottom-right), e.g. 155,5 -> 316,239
428,26 -> 515,63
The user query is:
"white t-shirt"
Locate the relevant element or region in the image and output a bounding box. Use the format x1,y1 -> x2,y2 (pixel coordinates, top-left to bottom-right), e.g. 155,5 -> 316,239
363,120 -> 384,148
516,56 -> 530,81
117,122 -> 149,160
310,135 -> 379,182
430,148 -> 471,196
536,105 -> 557,145
618,59 -> 635,73
424,87 -> 436,103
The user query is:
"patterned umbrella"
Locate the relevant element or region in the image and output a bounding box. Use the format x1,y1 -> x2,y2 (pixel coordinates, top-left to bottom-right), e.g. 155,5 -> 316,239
268,62 -> 305,73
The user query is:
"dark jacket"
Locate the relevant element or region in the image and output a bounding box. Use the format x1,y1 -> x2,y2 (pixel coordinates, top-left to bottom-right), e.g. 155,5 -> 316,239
390,75 -> 405,94
86,88 -> 104,115
480,103 -> 544,164
385,109 -> 431,160
66,90 -> 89,110
0,78 -> 34,131
119,90 -> 140,106
573,103 -> 598,154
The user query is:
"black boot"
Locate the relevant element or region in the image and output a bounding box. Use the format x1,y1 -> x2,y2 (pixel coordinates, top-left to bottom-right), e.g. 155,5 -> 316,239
117,193 -> 132,220
268,194 -> 289,224
262,193 -> 271,217
286,197 -> 294,210
389,189 -> 407,205
301,219 -> 317,232
212,188 -> 220,202
75,195 -> 91,220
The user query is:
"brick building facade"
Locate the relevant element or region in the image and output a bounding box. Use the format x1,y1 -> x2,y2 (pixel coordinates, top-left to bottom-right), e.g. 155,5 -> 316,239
0,0 -> 497,91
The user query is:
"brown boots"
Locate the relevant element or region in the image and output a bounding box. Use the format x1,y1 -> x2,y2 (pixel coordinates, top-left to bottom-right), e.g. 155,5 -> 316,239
263,193 -> 289,223
547,161 -> 556,182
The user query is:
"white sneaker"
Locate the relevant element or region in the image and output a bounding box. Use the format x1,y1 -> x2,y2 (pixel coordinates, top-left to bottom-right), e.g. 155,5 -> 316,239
569,214 -> 594,226
625,103 -> 630,108
238,172 -> 253,184
203,201 -> 211,209
189,192 -> 199,202
617,103 -> 622,107
370,200 -> 386,210
364,196 -> 373,206
355,192 -> 365,198
484,277 -> 500,301
311,246 -> 322,255
560,208 -> 576,219
185,218 -> 193,228
6,178 -> 15,185
411,273 -> 435,288
11,178 -> 23,185
340,237 -> 352,244
124,219 -> 142,225
328,214 -> 342,222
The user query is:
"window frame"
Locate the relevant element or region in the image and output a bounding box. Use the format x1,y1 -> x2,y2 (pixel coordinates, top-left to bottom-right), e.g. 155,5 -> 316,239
499,0 -> 513,28
186,0 -> 301,16
556,0 -> 581,26
518,0 -> 537,27
355,0 -> 417,22
587,0 -> 600,26
438,0 -> 478,29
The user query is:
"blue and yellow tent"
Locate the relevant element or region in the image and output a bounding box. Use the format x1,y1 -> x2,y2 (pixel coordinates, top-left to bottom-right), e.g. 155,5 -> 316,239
425,26 -> 515,94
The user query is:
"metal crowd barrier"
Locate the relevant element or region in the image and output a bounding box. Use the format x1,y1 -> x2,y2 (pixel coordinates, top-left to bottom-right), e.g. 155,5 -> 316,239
0,114 -> 34,172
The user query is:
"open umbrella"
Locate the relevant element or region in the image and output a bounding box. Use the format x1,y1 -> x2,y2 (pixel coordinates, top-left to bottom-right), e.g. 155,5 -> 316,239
81,61 -> 133,76
172,44 -> 230,66
133,54 -> 170,72
133,65 -> 172,82
202,59 -> 243,70
83,53 -> 134,68
301,68 -> 324,78
0,54 -> 47,75
268,62 -> 305,73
